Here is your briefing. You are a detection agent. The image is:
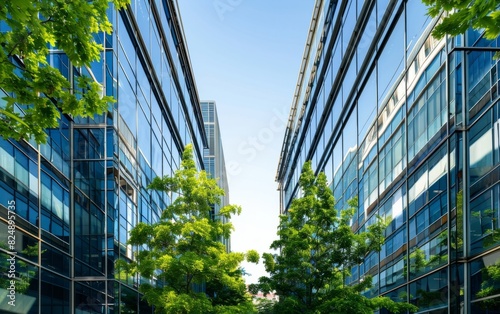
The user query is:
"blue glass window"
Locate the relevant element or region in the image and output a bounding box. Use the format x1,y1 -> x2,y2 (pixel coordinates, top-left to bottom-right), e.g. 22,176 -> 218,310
377,12 -> 404,106
357,8 -> 376,66
469,111 -> 494,184
118,66 -> 137,134
342,0 -> 356,57
358,70 -> 377,143
405,0 -> 430,57
343,111 -> 357,169
409,268 -> 448,311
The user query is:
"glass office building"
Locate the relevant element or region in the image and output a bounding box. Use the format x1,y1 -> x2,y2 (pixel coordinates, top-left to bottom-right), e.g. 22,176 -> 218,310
276,1 -> 500,313
0,0 -> 207,313
201,101 -> 231,252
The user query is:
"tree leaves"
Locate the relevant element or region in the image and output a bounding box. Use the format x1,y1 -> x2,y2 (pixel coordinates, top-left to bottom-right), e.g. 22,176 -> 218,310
423,0 -> 500,40
0,0 -> 127,143
125,145 -> 255,313
254,161 -> 417,313
246,250 -> 260,263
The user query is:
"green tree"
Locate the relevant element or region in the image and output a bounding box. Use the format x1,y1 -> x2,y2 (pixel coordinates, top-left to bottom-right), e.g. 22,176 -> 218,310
0,0 -> 127,144
476,259 -> 500,310
255,298 -> 276,314
251,162 -> 417,314
423,0 -> 500,40
123,144 -> 255,314
0,243 -> 41,294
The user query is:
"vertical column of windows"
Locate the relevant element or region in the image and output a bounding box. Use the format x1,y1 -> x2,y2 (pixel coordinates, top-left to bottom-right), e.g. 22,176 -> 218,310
468,101 -> 500,257
340,111 -> 357,211
378,119 -> 405,193
0,140 -> 40,227
357,7 -> 376,68
377,12 -> 404,107
405,0 -> 430,59
407,66 -> 446,163
73,126 -> 108,279
470,247 -> 500,311
0,128 -> 72,313
467,49 -> 497,124
409,268 -> 448,311
0,250 -> 40,311
358,70 -> 377,144
407,145 -> 448,285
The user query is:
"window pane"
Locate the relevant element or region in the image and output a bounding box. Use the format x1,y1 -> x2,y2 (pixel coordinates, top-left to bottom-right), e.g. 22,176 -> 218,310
470,113 -> 494,183
378,13 -> 404,105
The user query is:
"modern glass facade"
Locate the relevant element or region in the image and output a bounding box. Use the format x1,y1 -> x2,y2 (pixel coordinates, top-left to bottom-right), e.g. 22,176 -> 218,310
0,0 -> 207,313
201,101 -> 230,252
276,1 -> 500,313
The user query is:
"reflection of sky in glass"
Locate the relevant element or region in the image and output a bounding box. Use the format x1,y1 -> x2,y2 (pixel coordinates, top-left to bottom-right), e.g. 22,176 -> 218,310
409,153 -> 447,203
392,189 -> 403,218
406,0 -> 430,55
470,124 -> 493,167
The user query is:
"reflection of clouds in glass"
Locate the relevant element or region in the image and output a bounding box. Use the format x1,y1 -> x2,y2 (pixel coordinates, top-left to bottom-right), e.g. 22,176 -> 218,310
378,79 -> 405,139
470,128 -> 493,169
409,155 -> 447,205
392,189 -> 403,218
494,119 -> 500,151
482,251 -> 500,267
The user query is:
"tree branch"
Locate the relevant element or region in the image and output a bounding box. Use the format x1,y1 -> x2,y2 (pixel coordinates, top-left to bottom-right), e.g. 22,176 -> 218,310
7,30 -> 33,58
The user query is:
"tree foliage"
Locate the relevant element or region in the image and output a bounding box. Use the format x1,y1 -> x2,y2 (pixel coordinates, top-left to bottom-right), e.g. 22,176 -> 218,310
254,298 -> 276,314
0,0 -> 128,144
423,0 -> 500,40
123,144 -> 255,314
251,162 -> 417,314
476,259 -> 500,310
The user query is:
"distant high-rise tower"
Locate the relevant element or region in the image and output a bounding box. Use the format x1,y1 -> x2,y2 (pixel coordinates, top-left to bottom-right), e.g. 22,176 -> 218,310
277,1 -> 500,313
0,1 -> 207,312
201,101 -> 231,252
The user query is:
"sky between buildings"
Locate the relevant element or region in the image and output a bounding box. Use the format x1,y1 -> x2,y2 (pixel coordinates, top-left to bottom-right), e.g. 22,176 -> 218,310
176,1 -> 314,283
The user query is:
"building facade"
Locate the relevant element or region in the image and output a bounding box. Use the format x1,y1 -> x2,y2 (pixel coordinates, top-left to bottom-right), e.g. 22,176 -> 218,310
0,0 -> 207,313
277,1 -> 500,313
201,101 -> 231,252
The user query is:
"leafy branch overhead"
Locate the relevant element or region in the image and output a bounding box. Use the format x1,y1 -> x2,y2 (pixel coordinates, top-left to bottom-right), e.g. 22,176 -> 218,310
0,0 -> 128,143
122,144 -> 256,314
423,0 -> 500,39
251,161 -> 417,313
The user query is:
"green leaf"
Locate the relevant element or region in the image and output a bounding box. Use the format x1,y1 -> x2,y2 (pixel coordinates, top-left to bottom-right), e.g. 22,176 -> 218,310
246,250 -> 260,263
424,0 -> 500,41
0,0 -> 128,144
255,162 -> 416,313
122,145 -> 256,313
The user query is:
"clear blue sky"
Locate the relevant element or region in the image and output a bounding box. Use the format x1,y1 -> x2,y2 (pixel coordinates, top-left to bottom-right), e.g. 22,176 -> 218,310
177,1 -> 314,283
